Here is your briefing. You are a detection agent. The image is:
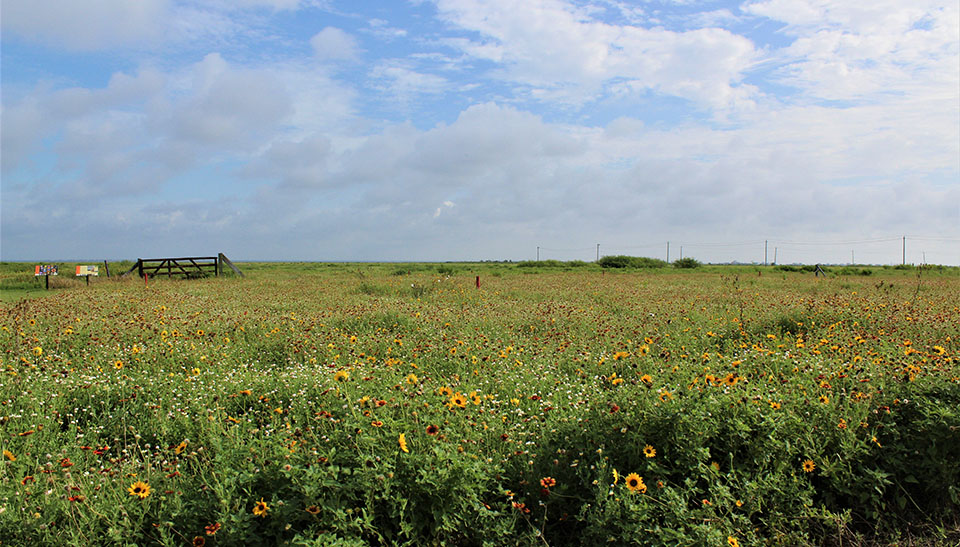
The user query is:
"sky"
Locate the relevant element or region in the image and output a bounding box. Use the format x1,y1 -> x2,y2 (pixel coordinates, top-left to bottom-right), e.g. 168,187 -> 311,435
1,0 -> 958,265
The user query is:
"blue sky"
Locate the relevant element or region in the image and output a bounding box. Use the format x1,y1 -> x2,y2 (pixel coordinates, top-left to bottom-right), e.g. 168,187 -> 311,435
2,0 -> 958,264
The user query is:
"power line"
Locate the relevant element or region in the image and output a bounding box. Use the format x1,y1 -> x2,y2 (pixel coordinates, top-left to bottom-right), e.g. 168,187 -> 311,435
772,237 -> 901,246
905,236 -> 960,242
539,246 -> 595,252
674,240 -> 764,248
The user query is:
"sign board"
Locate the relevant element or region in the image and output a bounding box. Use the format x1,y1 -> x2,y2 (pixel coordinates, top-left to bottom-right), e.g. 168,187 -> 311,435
76,265 -> 99,276
35,265 -> 58,276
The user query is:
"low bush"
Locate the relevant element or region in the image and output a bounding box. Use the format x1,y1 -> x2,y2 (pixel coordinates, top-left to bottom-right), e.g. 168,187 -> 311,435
598,255 -> 668,269
672,257 -> 701,269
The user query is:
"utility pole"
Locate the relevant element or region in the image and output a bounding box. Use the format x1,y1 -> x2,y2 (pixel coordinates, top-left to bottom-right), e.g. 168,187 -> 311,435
596,243 -> 600,262
902,236 -> 905,265
666,241 -> 670,262
537,246 -> 540,261
764,240 -> 768,266
851,250 -> 855,265
680,246 -> 683,260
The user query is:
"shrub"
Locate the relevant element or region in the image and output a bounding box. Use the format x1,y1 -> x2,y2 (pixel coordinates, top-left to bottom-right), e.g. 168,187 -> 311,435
356,282 -> 391,296
598,255 -> 668,269
517,260 -> 591,269
517,260 -> 564,268
672,257 -> 701,269
838,267 -> 873,276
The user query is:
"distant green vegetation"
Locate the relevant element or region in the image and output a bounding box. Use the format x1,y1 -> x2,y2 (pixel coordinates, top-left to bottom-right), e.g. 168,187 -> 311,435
597,255 -> 669,269
516,259 -> 592,269
672,257 -> 701,269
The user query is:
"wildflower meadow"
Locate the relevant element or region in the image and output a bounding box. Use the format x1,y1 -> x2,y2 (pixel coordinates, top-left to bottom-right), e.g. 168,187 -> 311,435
1,262 -> 958,546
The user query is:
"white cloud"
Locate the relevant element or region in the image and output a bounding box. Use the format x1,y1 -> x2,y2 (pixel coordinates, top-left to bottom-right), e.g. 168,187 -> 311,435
165,53 -> 292,149
433,201 -> 455,217
228,0 -> 303,9
432,0 -> 759,108
745,0 -> 959,101
369,61 -> 451,101
367,18 -> 409,39
310,27 -> 361,61
4,91 -> 958,261
0,0 -> 168,51
0,53 -> 348,205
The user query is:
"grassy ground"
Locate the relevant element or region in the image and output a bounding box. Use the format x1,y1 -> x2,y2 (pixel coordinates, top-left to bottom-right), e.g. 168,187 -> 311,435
1,264 -> 958,545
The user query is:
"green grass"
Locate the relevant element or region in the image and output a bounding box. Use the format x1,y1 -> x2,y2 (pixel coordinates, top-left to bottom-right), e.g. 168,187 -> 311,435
1,264 -> 958,546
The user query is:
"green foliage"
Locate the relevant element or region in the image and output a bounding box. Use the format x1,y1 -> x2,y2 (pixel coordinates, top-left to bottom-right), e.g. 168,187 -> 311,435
838,267 -> 874,276
598,255 -> 668,269
775,264 -> 825,273
516,259 -> 591,268
356,281 -> 391,296
672,257 -> 701,269
1,267 -> 957,545
517,259 -> 564,268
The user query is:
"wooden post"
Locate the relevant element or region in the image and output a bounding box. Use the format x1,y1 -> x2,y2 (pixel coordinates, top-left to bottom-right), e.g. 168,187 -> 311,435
103,260 -> 111,277
218,253 -> 245,277
475,276 -> 480,289
85,276 -> 90,286
46,275 -> 50,290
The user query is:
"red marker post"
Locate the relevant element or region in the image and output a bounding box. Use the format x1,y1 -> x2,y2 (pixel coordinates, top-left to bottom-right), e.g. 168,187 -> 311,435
475,276 -> 480,289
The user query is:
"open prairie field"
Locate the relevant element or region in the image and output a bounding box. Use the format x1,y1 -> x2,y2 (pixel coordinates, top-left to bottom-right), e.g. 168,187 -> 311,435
1,264 -> 958,546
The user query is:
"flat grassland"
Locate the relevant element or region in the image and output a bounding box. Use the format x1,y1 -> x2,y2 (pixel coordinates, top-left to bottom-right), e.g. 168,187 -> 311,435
1,263 -> 958,546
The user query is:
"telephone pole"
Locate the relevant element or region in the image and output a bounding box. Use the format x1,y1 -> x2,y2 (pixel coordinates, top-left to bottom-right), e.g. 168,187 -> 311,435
666,241 -> 670,262
902,236 -> 905,265
537,246 -> 540,261
596,243 -> 600,262
764,240 -> 768,266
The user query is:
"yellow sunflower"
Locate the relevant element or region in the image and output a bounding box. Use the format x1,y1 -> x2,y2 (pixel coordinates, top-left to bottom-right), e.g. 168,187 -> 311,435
624,473 -> 646,494
449,393 -> 467,408
128,481 -> 151,499
252,498 -> 269,517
